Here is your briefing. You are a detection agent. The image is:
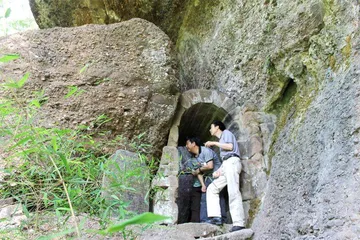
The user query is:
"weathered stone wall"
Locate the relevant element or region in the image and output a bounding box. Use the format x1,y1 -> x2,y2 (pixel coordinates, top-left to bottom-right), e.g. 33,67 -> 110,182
0,18 -> 179,156
176,0 -> 356,109
252,50 -> 360,239
173,1 -> 360,237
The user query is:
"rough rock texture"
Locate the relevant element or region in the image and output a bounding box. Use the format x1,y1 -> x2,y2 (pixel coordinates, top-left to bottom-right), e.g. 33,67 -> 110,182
0,198 -> 26,230
0,18 -> 179,156
174,1 -> 360,238
152,146 -> 179,224
137,223 -> 254,240
177,0 -> 346,109
251,48 -> 360,239
29,0 -> 189,41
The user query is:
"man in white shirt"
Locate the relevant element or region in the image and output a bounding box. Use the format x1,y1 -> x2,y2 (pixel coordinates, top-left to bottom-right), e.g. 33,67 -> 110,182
205,120 -> 245,232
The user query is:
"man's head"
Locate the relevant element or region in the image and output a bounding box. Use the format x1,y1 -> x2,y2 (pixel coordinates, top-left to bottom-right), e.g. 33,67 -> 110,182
210,120 -> 226,136
185,136 -> 202,154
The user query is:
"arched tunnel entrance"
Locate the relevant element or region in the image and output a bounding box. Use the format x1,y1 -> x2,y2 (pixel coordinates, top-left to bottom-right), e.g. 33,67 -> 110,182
176,103 -> 230,223
152,89 -> 272,226
177,103 -> 228,146
164,90 -> 238,224
152,89 -> 270,225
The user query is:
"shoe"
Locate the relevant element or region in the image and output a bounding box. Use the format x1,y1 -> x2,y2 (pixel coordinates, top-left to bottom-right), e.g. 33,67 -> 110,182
230,226 -> 245,232
205,217 -> 223,226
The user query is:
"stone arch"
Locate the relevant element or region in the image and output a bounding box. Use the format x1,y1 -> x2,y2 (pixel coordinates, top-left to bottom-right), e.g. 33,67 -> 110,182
167,89 -> 240,147
152,89 -> 274,225
168,89 -> 241,224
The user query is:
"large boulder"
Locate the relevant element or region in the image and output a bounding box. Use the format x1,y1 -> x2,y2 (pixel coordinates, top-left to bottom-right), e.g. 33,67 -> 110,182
0,18 -> 179,156
29,0 -> 188,41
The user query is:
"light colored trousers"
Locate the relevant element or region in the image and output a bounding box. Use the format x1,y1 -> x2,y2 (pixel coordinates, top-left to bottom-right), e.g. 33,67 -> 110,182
206,156 -> 245,226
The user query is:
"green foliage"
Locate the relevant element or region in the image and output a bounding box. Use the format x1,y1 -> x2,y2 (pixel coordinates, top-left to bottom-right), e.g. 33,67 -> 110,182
3,72 -> 29,89
101,212 -> 169,234
79,61 -> 93,74
4,7 -> 10,18
0,53 -> 19,62
0,4 -> 38,37
64,85 -> 85,98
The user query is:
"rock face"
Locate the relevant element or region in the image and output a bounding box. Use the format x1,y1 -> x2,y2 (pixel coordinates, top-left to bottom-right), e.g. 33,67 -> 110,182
0,198 -> 26,230
0,18 -> 179,156
29,0 -> 188,41
136,223 -> 254,240
251,53 -> 360,239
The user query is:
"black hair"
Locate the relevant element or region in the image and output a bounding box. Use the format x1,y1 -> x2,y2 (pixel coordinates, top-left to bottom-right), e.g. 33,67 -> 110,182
211,120 -> 226,131
185,136 -> 203,147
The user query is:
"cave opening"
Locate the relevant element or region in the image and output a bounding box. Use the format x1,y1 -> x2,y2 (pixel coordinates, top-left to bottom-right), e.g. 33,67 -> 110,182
176,102 -> 230,224
269,78 -> 297,113
178,103 -> 228,146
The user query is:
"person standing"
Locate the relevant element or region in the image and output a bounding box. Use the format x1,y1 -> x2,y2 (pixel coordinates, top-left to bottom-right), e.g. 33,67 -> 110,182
205,120 -> 245,232
185,136 -> 226,223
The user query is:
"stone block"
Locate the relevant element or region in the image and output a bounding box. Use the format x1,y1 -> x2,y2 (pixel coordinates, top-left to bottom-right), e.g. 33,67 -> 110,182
153,175 -> 179,224
180,94 -> 193,109
242,201 -> 251,225
238,140 -> 249,159
260,122 -> 275,152
241,177 -> 256,201
0,204 -> 22,219
161,146 -> 180,170
102,150 -> 150,214
0,198 -> 14,208
168,125 -> 180,147
220,97 -> 236,113
203,228 -> 254,240
152,147 -> 180,224
250,135 -> 263,157
0,204 -> 26,230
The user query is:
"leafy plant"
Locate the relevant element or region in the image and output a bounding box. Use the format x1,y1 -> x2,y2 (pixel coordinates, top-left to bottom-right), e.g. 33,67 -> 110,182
4,7 -> 10,18
100,212 -> 169,239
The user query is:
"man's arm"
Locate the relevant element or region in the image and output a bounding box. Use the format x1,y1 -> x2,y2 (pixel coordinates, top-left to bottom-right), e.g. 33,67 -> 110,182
205,141 -> 233,151
196,160 -> 213,175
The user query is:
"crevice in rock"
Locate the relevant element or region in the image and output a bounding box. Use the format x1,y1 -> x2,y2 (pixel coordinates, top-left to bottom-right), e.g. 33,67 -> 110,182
176,102 -> 228,224
269,78 -> 297,113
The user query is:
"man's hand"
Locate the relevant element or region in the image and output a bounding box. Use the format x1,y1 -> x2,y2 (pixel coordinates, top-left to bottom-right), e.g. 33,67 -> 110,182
192,168 -> 200,176
205,141 -> 233,151
201,185 -> 207,193
213,170 -> 221,178
205,141 -> 216,147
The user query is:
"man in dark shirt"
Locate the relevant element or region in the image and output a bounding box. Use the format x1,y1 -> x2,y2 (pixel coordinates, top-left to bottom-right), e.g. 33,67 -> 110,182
185,136 -> 226,223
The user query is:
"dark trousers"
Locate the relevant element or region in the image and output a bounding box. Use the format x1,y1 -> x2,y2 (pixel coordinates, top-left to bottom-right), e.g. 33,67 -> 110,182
191,178 -> 227,223
190,186 -> 202,222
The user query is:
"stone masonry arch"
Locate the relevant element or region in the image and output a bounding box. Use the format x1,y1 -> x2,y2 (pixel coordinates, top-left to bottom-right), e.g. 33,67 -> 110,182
152,89 -> 276,225
167,89 -> 239,147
